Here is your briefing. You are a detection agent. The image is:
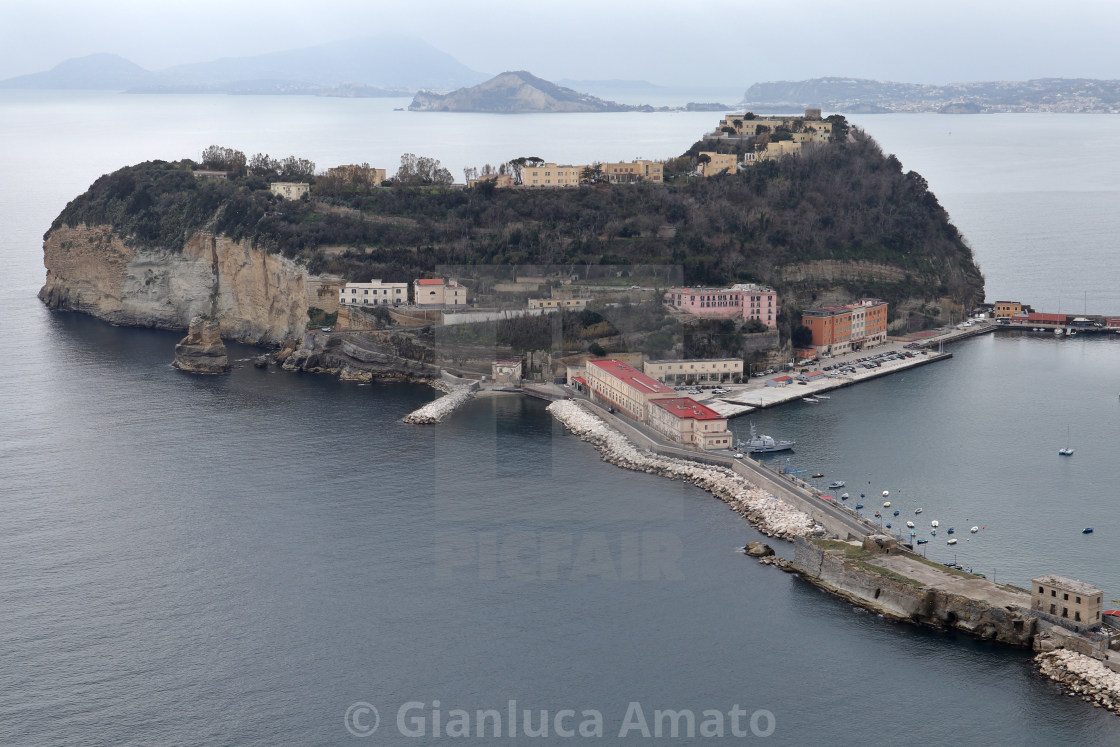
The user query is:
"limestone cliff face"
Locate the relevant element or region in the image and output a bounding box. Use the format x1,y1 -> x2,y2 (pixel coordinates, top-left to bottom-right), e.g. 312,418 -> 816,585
39,224 -> 312,344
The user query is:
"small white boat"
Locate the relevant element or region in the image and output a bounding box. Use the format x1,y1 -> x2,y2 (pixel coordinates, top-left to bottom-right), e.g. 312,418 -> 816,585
814,395 -> 830,399
970,526 -> 979,533
906,521 -> 915,528
915,508 -> 923,514
947,538 -> 958,545
802,397 -> 820,403
931,520 -> 940,528
840,492 -> 849,499
883,501 -> 891,507
882,490 -> 890,497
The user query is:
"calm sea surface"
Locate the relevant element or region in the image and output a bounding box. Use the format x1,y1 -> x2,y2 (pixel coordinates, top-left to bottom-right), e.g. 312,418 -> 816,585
2,93 -> 1119,744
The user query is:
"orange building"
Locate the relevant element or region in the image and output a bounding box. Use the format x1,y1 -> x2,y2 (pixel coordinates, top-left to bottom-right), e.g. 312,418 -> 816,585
802,299 -> 887,354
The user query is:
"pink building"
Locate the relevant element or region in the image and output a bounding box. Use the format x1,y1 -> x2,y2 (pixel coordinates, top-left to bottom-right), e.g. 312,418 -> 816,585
664,283 -> 779,327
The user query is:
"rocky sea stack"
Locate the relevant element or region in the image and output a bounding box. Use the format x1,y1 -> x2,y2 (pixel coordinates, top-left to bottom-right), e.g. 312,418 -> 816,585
172,316 -> 230,374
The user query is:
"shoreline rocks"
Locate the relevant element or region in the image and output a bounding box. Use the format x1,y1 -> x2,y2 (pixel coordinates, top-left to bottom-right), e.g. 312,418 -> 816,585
172,316 -> 230,374
403,383 -> 478,424
546,400 -> 818,541
1037,649 -> 1120,714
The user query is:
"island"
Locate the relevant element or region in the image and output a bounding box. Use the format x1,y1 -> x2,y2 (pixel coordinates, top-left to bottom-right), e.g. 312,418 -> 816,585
39,113 -> 982,385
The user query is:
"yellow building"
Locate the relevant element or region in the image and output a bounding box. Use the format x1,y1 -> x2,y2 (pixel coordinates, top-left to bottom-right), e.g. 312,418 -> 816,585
270,182 -> 309,200
993,301 -> 1023,319
1032,575 -> 1103,629
698,152 -> 737,177
468,173 -> 515,189
644,358 -> 743,384
718,110 -> 833,139
758,140 -> 804,160
521,163 -> 583,187
528,298 -> 588,310
414,278 -> 468,306
600,159 -> 663,183
648,397 -> 734,450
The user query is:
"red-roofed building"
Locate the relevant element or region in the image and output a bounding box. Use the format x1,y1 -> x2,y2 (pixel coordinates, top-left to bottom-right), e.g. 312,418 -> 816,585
1010,312 -> 1067,326
585,359 -> 677,421
413,277 -> 468,306
648,397 -> 733,450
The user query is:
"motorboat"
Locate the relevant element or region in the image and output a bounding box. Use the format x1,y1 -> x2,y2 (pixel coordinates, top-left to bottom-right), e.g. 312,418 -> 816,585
739,422 -> 795,454
947,538 -> 958,545
906,521 -> 915,528
855,503 -> 864,510
885,522 -> 892,528
916,539 -> 928,545
874,510 -> 881,518
931,520 -> 940,528
883,501 -> 891,507
882,490 -> 890,498
931,529 -> 937,536
812,473 -> 825,478
814,395 -> 830,399
970,526 -> 979,533
915,508 -> 923,514
947,527 -> 955,535
893,510 -> 900,516
840,492 -> 849,500
802,397 -> 820,404
1083,527 -> 1094,534
828,480 -> 846,489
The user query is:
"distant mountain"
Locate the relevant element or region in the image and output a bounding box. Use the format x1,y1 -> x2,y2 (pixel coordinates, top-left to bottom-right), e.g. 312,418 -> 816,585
0,53 -> 157,90
739,77 -> 1120,113
409,71 -> 648,113
156,36 -> 487,91
0,37 -> 488,93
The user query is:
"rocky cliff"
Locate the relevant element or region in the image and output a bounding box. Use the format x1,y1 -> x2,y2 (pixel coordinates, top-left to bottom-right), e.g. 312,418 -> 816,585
173,315 -> 230,373
39,224 -> 312,344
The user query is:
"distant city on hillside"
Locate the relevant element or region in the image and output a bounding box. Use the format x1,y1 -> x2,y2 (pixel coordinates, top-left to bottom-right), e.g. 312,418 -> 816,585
738,77 -> 1120,114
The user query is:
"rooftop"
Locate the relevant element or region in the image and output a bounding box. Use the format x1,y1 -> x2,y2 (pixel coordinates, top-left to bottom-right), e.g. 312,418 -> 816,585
1033,575 -> 1101,596
650,397 -> 725,421
416,278 -> 445,286
587,359 -> 675,394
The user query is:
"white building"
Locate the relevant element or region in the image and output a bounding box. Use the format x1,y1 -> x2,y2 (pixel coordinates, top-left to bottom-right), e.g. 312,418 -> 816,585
414,278 -> 468,306
339,280 -> 409,307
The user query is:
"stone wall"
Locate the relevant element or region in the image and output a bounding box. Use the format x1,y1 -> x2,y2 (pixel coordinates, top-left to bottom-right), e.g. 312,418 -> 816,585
792,537 -> 1037,646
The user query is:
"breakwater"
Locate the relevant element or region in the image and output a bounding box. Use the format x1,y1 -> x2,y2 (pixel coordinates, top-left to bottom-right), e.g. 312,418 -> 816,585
1037,650 -> 1120,714
547,400 -> 820,540
403,378 -> 479,424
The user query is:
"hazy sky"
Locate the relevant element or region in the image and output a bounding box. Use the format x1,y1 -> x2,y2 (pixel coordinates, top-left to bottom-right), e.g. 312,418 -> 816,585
4,0 -> 1120,87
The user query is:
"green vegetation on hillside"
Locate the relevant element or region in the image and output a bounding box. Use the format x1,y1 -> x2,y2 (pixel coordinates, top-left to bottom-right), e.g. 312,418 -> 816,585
49,120 -> 984,331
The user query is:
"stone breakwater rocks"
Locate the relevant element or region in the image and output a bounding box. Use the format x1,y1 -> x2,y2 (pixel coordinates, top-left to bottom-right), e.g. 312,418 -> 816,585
403,384 -> 477,424
547,401 -> 818,541
1037,650 -> 1120,714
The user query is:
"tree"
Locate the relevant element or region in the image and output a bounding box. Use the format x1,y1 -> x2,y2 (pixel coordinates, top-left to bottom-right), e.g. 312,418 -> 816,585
248,153 -> 280,178
200,145 -> 246,176
394,153 -> 453,186
791,324 -> 813,348
279,156 -> 316,181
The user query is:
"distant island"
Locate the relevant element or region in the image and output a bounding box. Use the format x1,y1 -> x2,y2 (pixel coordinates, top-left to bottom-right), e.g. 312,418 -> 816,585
739,77 -> 1120,114
409,71 -> 729,113
0,37 -> 490,94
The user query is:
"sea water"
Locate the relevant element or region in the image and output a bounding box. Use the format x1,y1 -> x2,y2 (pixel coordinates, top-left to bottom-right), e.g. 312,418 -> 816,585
2,92 -> 1119,744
